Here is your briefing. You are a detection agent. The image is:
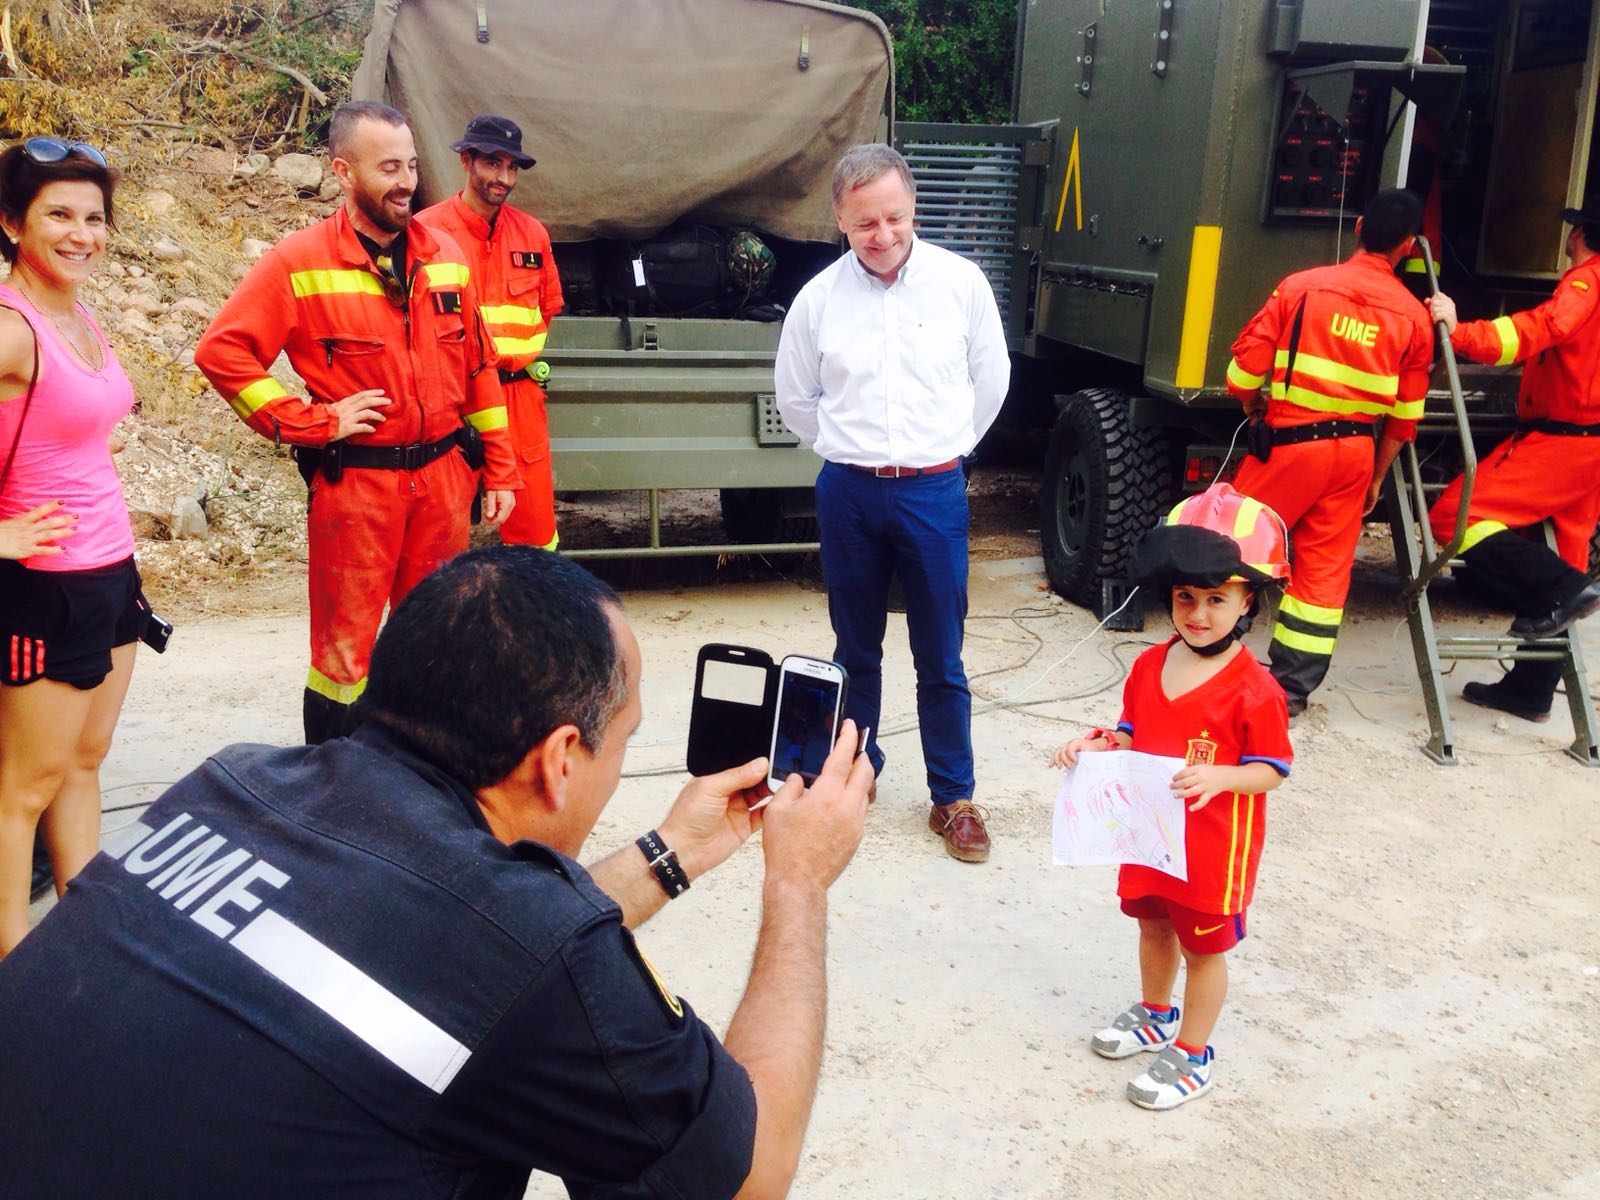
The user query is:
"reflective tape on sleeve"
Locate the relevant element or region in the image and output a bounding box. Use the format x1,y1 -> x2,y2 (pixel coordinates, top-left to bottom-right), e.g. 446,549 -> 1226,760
491,333 -> 548,357
465,406 -> 509,432
230,377 -> 290,419
1491,316 -> 1519,366
1227,358 -> 1267,391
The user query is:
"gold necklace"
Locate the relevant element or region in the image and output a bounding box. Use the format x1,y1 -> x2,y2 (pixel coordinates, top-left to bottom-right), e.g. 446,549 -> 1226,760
12,279 -> 104,372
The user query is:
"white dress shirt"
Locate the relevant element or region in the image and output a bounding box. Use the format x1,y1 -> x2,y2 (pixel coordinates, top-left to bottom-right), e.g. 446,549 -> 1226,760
774,237 -> 1011,467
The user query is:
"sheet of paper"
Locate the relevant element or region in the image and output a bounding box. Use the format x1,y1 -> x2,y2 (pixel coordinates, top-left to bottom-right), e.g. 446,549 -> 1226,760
1052,750 -> 1188,880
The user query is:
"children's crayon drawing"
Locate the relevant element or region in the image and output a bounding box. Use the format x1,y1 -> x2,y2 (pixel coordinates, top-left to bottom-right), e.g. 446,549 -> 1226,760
1052,750 -> 1188,880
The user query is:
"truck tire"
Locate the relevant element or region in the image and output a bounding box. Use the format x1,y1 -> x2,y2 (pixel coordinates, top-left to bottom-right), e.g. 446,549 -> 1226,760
1040,389 -> 1174,607
720,487 -> 820,545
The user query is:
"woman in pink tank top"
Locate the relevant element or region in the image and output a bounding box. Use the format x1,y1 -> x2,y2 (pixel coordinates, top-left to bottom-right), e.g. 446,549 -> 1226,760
0,138 -> 145,956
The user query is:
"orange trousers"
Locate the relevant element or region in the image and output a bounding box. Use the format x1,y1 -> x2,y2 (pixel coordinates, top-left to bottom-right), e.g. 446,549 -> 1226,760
304,450 -> 474,741
497,378 -> 558,551
1232,436 -> 1376,702
1429,431 -> 1600,573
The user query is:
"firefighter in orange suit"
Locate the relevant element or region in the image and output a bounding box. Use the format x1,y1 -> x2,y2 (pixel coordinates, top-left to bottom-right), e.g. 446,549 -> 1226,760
1426,200 -> 1600,723
1225,189 -> 1434,716
417,115 -> 563,549
195,102 -> 519,743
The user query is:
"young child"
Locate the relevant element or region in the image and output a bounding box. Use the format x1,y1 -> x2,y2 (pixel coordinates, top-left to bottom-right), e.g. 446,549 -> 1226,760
1052,483 -> 1294,1110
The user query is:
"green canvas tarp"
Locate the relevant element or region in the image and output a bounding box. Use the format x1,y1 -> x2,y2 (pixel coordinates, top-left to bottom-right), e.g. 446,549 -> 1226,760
352,0 -> 894,243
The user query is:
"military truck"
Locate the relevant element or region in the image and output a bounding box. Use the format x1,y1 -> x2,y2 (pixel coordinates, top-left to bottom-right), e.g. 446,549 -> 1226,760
352,0 -> 893,556
893,0 -> 1599,607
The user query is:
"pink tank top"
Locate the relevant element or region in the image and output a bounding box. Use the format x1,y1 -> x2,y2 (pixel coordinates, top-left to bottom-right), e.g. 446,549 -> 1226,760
0,283 -> 136,571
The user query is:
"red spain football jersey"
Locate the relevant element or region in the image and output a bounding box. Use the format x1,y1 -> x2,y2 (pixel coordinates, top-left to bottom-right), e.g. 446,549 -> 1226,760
1114,638 -> 1293,915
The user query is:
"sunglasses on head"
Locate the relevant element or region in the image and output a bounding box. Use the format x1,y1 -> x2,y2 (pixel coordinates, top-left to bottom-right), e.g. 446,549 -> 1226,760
22,136 -> 109,169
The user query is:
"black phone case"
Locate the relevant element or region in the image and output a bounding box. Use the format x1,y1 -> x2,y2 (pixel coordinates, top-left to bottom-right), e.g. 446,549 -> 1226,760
686,645 -> 848,777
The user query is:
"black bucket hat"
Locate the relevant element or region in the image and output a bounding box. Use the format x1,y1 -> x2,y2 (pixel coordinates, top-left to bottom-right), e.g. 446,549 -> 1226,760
450,115 -> 535,169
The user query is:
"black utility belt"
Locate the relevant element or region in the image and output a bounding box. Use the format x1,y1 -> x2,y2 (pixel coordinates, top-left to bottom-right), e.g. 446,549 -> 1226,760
1249,419 -> 1375,460
336,433 -> 460,471
1519,419 -> 1600,438
498,366 -> 527,385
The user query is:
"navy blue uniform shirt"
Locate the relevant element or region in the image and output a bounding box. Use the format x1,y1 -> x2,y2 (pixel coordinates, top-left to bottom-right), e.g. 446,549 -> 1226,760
0,729 -> 756,1199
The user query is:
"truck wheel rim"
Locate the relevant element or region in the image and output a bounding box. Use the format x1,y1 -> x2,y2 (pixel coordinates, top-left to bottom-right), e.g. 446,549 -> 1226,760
1059,450 -> 1090,556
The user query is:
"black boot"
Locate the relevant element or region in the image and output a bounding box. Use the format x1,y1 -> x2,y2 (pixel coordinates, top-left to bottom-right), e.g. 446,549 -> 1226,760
303,688 -> 361,745
1460,531 -> 1589,625
1461,658 -> 1562,724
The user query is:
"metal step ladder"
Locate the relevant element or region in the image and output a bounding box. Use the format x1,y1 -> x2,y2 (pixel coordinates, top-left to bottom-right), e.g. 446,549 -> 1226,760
1385,241 -> 1599,766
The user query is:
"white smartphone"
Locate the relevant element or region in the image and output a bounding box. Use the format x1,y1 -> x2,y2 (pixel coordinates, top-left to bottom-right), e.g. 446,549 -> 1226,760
766,655 -> 848,792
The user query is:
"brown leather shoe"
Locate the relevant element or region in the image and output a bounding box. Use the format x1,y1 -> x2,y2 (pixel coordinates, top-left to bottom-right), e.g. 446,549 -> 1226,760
928,800 -> 990,863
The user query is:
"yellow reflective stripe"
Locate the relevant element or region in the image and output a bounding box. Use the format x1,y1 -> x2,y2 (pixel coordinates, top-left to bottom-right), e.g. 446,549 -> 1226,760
1232,494 -> 1264,540
1491,316 -> 1519,366
541,531 -> 560,552
465,406 -> 509,432
230,377 -> 289,419
306,666 -> 366,705
1175,225 -> 1223,389
481,303 -> 542,326
1271,622 -> 1337,656
1227,358 -> 1267,390
1279,594 -> 1343,626
1273,349 -> 1399,397
492,333 -> 548,357
1401,257 -> 1427,274
423,261 -> 470,289
1458,519 -> 1508,554
1270,383 -> 1423,420
1166,498 -> 1187,525
290,269 -> 384,298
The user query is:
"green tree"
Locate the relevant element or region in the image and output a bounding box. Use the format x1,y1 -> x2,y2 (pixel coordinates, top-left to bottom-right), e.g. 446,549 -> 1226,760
842,0 -> 1017,124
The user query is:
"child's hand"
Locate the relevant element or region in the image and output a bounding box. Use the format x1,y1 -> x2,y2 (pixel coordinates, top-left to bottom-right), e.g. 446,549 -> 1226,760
1051,738 -> 1090,768
1171,764 -> 1228,811
1052,730 -> 1118,768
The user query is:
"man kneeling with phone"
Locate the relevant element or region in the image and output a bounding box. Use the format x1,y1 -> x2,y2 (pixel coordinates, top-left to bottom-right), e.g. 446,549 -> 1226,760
0,547 -> 872,1199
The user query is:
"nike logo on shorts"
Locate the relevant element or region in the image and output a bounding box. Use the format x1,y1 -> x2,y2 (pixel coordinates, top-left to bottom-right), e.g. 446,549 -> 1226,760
1194,922 -> 1225,937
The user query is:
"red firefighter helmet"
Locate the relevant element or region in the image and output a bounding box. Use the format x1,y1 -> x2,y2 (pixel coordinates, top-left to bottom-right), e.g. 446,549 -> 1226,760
1130,483 -> 1290,589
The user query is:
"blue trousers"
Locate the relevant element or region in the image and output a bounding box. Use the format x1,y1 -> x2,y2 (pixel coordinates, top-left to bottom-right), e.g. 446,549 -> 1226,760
815,461 -> 974,804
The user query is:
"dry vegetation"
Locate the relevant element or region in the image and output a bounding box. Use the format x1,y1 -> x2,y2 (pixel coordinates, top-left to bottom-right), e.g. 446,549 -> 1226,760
1,1 -> 369,612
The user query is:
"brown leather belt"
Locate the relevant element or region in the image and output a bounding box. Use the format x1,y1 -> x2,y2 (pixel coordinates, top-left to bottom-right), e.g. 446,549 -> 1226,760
846,459 -> 961,479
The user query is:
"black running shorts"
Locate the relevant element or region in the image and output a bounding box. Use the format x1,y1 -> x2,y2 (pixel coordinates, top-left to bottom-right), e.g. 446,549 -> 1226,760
0,556 -> 147,690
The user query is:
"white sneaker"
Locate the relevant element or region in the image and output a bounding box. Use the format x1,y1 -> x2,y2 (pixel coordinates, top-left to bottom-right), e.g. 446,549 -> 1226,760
1127,1044 -> 1214,1110
1090,1003 -> 1180,1060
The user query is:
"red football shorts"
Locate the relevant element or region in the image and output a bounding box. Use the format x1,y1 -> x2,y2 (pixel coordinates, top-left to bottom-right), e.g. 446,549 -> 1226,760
1120,894 -> 1246,955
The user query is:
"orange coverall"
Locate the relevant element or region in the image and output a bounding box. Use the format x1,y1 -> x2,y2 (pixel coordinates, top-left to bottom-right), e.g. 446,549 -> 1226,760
416,193 -> 563,549
1430,257 -> 1600,573
1226,251 -> 1434,705
195,208 -> 518,742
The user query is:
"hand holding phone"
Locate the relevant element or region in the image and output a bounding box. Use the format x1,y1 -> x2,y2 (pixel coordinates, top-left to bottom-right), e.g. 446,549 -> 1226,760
766,656 -> 847,793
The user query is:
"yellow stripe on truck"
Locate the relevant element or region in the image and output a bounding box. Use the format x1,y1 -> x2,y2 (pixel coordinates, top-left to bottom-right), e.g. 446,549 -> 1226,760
1175,225 -> 1223,390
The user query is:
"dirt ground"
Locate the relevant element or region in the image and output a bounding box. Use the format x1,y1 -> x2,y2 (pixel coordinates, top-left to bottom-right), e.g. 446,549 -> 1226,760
30,494 -> 1600,1200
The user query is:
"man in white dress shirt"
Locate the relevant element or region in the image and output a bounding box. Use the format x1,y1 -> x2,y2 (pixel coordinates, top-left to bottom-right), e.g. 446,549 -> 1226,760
775,143 -> 1010,862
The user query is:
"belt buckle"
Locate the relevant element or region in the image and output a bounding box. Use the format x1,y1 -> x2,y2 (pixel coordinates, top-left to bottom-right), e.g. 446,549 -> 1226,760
401,443 -> 424,471
880,465 -> 906,479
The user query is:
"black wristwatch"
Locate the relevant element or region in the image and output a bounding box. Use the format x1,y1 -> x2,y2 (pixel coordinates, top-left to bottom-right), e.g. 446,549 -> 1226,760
637,830 -> 690,899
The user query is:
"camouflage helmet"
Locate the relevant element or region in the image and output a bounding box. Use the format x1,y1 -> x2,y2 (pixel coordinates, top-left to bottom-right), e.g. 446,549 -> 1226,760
727,229 -> 776,297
